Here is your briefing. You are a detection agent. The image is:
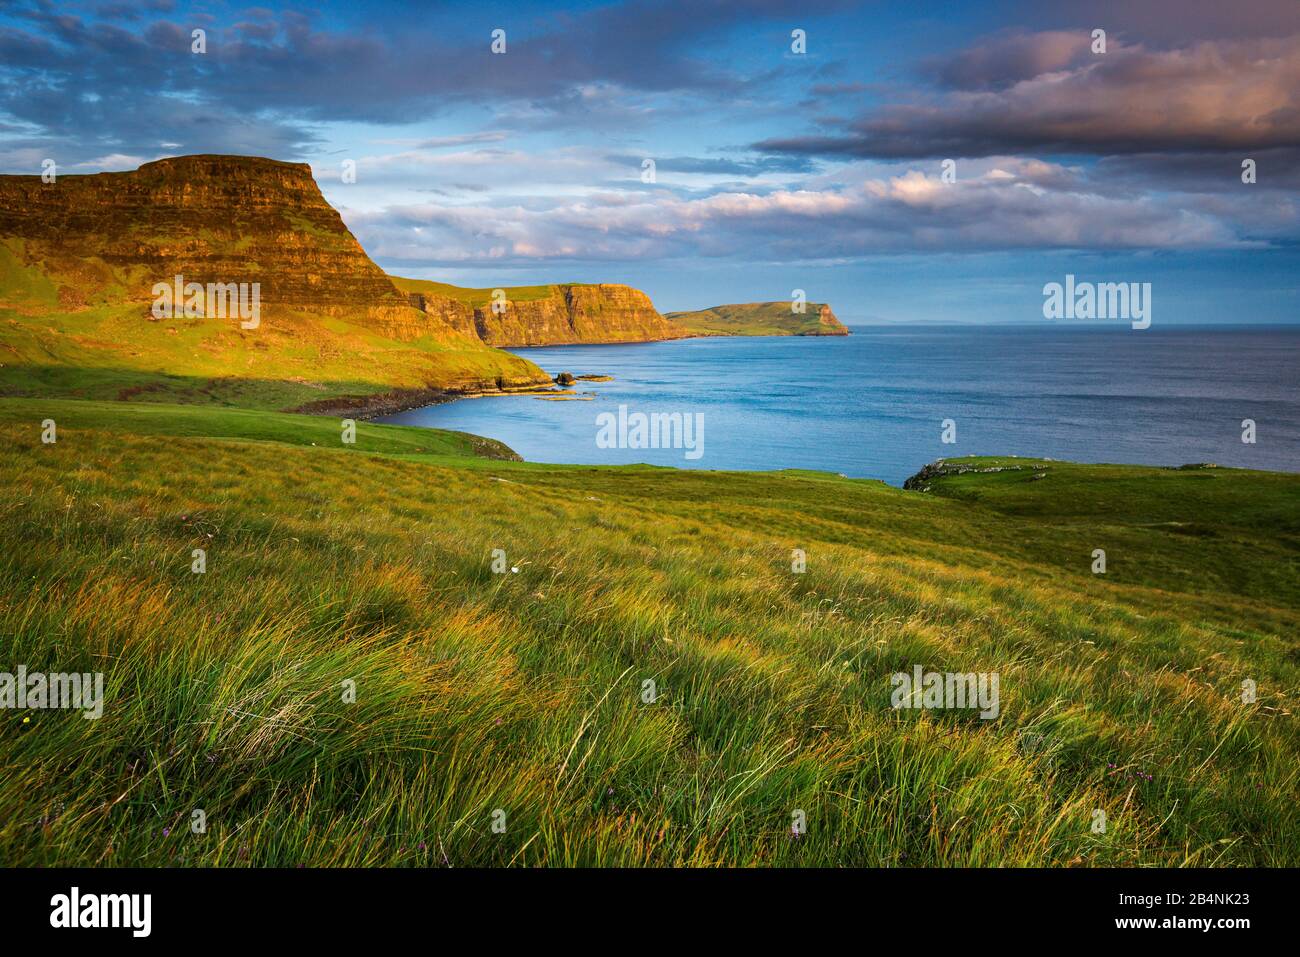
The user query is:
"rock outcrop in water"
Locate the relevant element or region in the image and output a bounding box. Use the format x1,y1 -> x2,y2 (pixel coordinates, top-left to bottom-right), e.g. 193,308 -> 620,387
392,276 -> 690,347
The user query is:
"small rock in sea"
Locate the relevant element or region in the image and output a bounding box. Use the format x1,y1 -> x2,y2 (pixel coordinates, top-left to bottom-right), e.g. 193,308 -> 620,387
554,372 -> 576,386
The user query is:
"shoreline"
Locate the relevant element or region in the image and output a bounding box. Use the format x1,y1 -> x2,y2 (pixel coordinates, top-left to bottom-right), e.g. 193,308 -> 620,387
323,331 -> 852,419
304,329 -> 1300,483
290,382 -> 569,420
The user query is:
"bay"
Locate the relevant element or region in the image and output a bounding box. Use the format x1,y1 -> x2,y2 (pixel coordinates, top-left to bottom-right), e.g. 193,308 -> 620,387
377,325 -> 1300,486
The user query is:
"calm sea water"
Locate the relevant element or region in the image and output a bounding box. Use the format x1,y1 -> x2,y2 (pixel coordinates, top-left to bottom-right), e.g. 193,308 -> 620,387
378,326 -> 1300,486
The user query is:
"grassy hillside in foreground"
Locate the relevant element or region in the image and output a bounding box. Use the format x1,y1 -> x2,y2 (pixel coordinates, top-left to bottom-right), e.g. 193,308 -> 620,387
666,301 -> 849,336
0,399 -> 1296,866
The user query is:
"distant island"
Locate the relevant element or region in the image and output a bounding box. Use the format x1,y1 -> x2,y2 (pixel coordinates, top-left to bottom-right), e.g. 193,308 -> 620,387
666,301 -> 849,337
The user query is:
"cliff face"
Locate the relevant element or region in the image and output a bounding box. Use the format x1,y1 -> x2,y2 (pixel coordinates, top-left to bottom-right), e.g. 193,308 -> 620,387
0,155 -> 552,402
0,155 -> 428,333
665,301 -> 850,337
812,304 -> 849,335
392,276 -> 690,347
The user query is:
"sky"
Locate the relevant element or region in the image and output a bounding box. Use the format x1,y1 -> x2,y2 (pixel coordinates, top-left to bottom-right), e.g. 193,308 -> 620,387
1,0 -> 1297,323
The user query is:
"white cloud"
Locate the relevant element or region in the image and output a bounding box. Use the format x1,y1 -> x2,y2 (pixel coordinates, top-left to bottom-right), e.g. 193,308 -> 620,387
346,156 -> 1263,268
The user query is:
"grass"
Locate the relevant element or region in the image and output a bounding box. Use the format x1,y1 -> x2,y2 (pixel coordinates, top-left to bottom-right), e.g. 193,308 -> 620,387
1,400 -> 1295,866
0,239 -> 550,408
0,303 -> 547,409
390,276 -> 591,307
0,398 -> 521,461
666,301 -> 846,336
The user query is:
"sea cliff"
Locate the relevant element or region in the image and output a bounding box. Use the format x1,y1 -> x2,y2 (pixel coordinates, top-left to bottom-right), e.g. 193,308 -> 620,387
391,276 -> 691,347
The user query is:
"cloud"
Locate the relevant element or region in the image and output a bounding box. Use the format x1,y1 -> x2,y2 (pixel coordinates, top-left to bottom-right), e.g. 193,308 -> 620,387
925,30 -> 1093,90
1095,147 -> 1300,194
381,132 -> 510,150
324,146 -> 614,192
758,34 -> 1300,159
604,153 -> 818,177
345,158 -> 1262,271
1009,0 -> 1300,46
6,1 -> 1295,277
0,0 -> 838,168
0,8 -> 323,167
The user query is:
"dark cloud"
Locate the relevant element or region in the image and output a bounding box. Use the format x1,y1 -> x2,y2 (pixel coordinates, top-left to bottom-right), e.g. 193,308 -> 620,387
0,0 -> 842,168
1010,0 -> 1300,46
757,34 -> 1300,159
924,30 -> 1092,90
1095,148 -> 1300,194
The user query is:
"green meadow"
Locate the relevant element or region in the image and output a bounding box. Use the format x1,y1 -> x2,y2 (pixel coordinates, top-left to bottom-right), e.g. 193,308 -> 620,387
0,398 -> 1295,866
0,239 -> 548,409
389,275 -> 583,306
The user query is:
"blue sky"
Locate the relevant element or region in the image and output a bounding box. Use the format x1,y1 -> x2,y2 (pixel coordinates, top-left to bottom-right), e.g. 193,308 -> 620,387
1,0 -> 1297,322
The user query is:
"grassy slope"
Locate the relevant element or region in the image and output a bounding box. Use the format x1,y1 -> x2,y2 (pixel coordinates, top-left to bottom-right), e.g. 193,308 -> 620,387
1,400 -> 1295,866
390,275 -> 592,307
666,301 -> 842,336
0,240 -> 547,410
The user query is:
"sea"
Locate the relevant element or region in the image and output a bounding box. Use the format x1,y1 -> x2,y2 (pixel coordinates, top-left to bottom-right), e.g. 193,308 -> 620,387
376,325 -> 1300,486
